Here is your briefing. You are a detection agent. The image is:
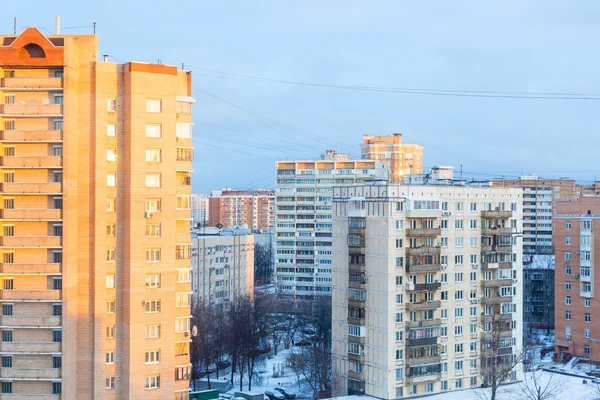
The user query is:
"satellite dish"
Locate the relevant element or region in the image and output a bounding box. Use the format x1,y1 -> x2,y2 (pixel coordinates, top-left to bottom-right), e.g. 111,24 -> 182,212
192,325 -> 198,337
216,223 -> 223,229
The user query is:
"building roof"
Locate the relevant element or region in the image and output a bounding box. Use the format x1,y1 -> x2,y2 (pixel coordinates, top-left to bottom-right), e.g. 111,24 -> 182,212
220,189 -> 274,197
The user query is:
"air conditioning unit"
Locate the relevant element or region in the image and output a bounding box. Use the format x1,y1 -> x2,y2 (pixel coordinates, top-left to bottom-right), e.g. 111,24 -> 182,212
442,265 -> 447,270
360,276 -> 368,284
472,264 -> 478,269
442,211 -> 451,216
513,279 -> 517,283
145,212 -> 154,218
574,274 -> 579,279
470,299 -> 478,304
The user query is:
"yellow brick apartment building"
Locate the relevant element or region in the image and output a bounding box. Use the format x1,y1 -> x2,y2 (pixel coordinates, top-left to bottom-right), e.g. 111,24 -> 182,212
0,28 -> 193,399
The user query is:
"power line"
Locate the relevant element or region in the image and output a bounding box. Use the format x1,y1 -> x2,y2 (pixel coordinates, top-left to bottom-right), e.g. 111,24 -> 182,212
188,65 -> 600,100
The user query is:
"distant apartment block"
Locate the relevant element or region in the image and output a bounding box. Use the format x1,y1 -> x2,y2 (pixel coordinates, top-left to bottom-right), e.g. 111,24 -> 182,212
554,197 -> 600,363
522,255 -> 555,334
191,193 -> 210,225
0,28 -> 193,399
331,180 -> 523,398
209,189 -> 275,231
191,231 -> 254,305
275,150 -> 389,298
361,134 -> 424,183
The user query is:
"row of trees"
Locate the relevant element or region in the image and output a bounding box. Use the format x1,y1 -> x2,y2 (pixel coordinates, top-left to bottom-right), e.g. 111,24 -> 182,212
191,293 -> 332,397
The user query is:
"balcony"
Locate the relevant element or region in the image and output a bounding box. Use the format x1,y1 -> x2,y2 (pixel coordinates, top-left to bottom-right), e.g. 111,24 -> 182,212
407,337 -> 438,347
406,246 -> 441,256
348,227 -> 366,235
481,330 -> 513,339
481,244 -> 512,253
0,156 -> 62,168
481,346 -> 513,357
0,341 -> 61,353
406,263 -> 442,274
406,228 -> 441,237
481,314 -> 512,323
482,261 -> 513,270
481,296 -> 511,305
406,373 -> 441,383
176,209 -> 192,220
0,209 -> 62,220
405,209 -> 442,219
405,319 -> 441,329
0,182 -> 62,194
0,130 -> 62,142
481,210 -> 512,218
406,300 -> 441,311
347,370 -> 365,380
482,227 -> 513,236
0,289 -> 61,301
406,282 -> 441,291
0,367 -> 60,380
0,315 -> 61,327
0,263 -> 61,275
0,236 -> 62,247
0,104 -> 63,117
406,355 -> 441,367
481,279 -> 513,288
1,77 -> 63,90
580,291 -> 592,298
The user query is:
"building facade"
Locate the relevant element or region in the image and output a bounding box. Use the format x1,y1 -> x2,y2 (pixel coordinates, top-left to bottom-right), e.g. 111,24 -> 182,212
522,255 -> 555,335
208,189 -> 275,231
554,197 -> 600,363
0,28 -> 193,399
361,134 -> 424,183
191,193 -> 209,225
331,182 -> 523,398
191,232 -> 254,305
275,152 -> 388,298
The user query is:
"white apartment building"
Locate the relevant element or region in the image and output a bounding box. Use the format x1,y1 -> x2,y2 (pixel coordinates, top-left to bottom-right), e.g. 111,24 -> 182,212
275,151 -> 388,297
191,232 -> 254,305
191,193 -> 210,225
331,181 -> 523,398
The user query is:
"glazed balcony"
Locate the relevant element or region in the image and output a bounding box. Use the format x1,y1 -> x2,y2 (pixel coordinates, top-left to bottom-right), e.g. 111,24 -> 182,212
407,337 -> 439,347
0,209 -> 62,220
405,319 -> 441,329
0,104 -> 63,117
0,315 -> 61,327
406,373 -> 441,383
481,314 -> 512,323
481,279 -> 513,288
0,341 -> 61,353
0,367 -> 60,380
406,282 -> 441,291
0,289 -> 61,301
0,156 -> 62,168
481,346 -> 513,357
406,263 -> 442,274
481,330 -> 513,339
0,236 -> 62,247
481,210 -> 512,218
405,209 -> 442,219
482,261 -> 513,270
405,356 -> 441,367
1,77 -> 63,90
406,228 -> 441,237
0,130 -> 62,142
0,263 -> 61,275
0,182 -> 62,194
481,296 -> 511,305
482,227 -> 513,236
406,246 -> 441,256
405,300 -> 441,311
481,244 -> 512,253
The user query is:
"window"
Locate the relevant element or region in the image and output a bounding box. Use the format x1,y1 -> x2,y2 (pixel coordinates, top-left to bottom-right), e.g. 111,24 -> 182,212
107,99 -> 117,112
470,202 -> 477,211
586,313 -> 591,323
566,236 -> 571,245
455,237 -> 464,247
396,220 -> 404,230
145,376 -> 160,390
176,196 -> 190,209
565,251 -> 571,261
2,279 -> 13,290
145,325 -> 160,339
586,298 -> 591,307
441,309 -> 448,319
146,149 -> 162,162
106,300 -> 115,314
107,224 -> 116,236
107,198 -> 116,212
176,101 -> 192,114
470,272 -> 477,282
395,368 -> 403,379
1,382 -> 11,394
2,356 -> 12,368
106,377 -> 115,390
53,304 -> 62,316
565,311 -> 571,320
106,274 -> 115,288
455,343 -> 463,353
455,290 -> 463,300
146,174 -> 161,187
456,379 -> 463,389
455,220 -> 464,229
175,341 -> 190,356
395,349 -> 403,360
586,329 -> 591,339
455,361 -> 464,371
441,220 -> 448,229
441,327 -> 448,337
144,300 -> 161,313
53,330 -> 62,342
455,272 -> 463,282
455,326 -> 463,336
106,249 -> 115,262
145,274 -> 161,288
1,304 -> 12,316
566,296 -> 571,305
566,281 -> 571,290
176,366 -> 192,381
146,99 -> 162,113
107,123 -> 116,137
54,120 -> 63,130
396,239 -> 403,248
145,350 -> 160,364
53,356 -> 62,368
106,351 -> 115,364
176,317 -> 191,332
176,123 -> 192,138
146,249 -> 161,262
455,255 -> 463,265
176,293 -> 191,307
107,149 -> 117,162
107,174 -> 116,187
441,381 -> 448,391
146,224 -> 161,237
146,199 -> 161,212
456,202 -> 464,211
566,221 -> 571,230
146,124 -> 162,138
106,325 -> 115,339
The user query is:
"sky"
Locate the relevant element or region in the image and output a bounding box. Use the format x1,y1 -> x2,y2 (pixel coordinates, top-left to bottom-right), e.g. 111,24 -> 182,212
5,1 -> 600,192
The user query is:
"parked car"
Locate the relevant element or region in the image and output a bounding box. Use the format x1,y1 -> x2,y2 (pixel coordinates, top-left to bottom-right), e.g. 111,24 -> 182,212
274,387 -> 296,399
264,390 -> 285,400
217,360 -> 231,369
294,339 -> 312,347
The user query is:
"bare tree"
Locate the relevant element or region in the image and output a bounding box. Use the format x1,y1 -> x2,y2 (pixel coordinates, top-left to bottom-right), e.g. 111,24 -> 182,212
254,243 -> 272,285
191,302 -> 216,388
517,369 -> 565,400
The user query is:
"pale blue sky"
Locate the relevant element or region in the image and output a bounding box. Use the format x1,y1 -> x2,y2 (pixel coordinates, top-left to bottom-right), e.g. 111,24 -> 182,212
6,1 -> 600,192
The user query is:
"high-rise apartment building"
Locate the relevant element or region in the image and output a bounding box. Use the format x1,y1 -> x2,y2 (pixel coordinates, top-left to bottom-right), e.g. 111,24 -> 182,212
275,151 -> 388,298
331,181 -> 523,398
522,255 -> 555,335
191,231 -> 254,305
208,189 -> 275,231
361,134 -> 424,183
191,193 -> 210,225
554,197 -> 600,363
0,28 -> 193,399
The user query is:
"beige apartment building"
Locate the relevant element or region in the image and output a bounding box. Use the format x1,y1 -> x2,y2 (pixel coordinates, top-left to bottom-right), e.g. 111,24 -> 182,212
191,232 -> 254,305
0,27 -> 193,399
331,181 -> 523,398
554,197 -> 600,363
361,134 -> 424,183
275,151 -> 388,298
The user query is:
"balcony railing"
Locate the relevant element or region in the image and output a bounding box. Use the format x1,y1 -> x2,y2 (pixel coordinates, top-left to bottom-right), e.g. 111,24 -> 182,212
406,263 -> 442,273
481,279 -> 513,288
482,261 -> 513,269
0,315 -> 61,327
405,300 -> 441,311
0,263 -> 61,274
0,156 -> 62,168
0,182 -> 62,194
406,282 -> 442,291
0,130 -> 62,142
481,210 -> 512,218
0,209 -> 62,220
481,296 -> 511,305
0,289 -> 61,301
0,104 -> 63,116
0,77 -> 63,89
406,246 -> 441,256
406,228 -> 442,237
482,227 -> 513,236
0,236 -> 62,247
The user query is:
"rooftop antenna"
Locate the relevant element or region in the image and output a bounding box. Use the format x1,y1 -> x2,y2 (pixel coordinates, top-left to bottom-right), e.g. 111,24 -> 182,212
55,16 -> 60,35
93,22 -> 96,34
13,17 -> 16,35
460,164 -> 463,181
